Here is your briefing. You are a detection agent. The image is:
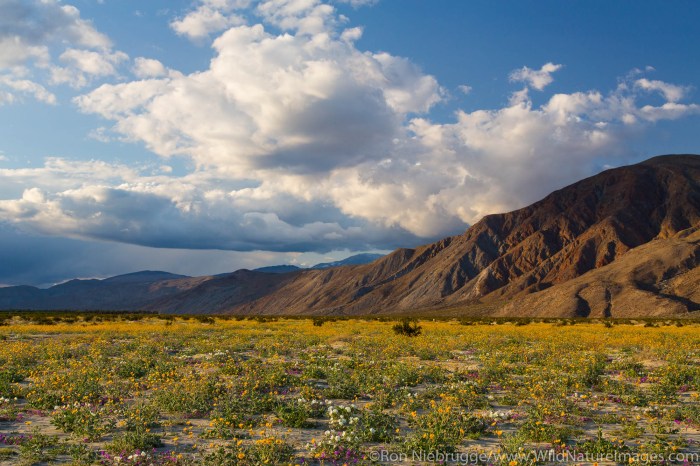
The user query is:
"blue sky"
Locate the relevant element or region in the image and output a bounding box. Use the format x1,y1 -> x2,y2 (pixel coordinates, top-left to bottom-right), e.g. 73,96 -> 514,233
0,0 -> 698,286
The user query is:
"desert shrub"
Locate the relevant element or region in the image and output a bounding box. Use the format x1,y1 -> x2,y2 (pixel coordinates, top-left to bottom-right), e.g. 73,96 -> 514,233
122,402 -> 161,432
312,317 -> 325,326
392,319 -> 422,337
403,402 -> 486,454
518,418 -> 578,443
203,435 -> 294,466
274,399 -> 313,428
0,369 -> 23,398
107,430 -> 162,453
112,352 -> 162,379
17,429 -> 60,464
152,375 -> 222,417
575,428 -> 629,456
358,407 -> 397,442
326,368 -> 361,400
26,370 -> 103,409
50,403 -> 115,441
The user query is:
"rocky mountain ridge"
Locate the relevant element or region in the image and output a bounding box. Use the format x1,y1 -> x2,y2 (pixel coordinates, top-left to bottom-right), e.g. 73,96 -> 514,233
1,155 -> 698,317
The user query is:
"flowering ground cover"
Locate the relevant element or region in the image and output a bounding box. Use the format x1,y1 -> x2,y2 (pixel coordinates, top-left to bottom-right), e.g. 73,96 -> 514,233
0,315 -> 699,465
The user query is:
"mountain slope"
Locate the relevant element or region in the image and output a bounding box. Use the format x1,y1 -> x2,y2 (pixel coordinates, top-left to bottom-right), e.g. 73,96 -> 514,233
311,253 -> 385,269
102,271 -> 189,284
142,270 -> 296,314
253,265 -> 302,274
0,272 -> 199,311
252,254 -> 384,274
498,226 -> 700,317
224,154 -> 700,315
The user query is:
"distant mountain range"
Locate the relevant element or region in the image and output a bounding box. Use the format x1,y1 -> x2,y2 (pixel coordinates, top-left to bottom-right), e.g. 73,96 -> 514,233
0,254 -> 384,312
1,155 -> 699,317
252,253 -> 384,274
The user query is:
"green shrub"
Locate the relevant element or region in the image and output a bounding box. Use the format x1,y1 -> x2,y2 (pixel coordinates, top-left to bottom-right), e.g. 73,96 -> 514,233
275,399 -> 313,428
50,403 -> 115,441
107,430 -> 162,453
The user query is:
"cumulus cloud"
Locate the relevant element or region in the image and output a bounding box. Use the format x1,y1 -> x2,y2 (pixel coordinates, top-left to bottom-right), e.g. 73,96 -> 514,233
634,78 -> 689,102
71,56 -> 699,246
0,36 -> 49,69
0,76 -> 56,105
0,0 -> 126,100
171,0 -> 248,40
0,0 -> 111,54
75,19 -> 442,175
1,0 -> 699,261
0,158 -> 422,253
334,0 -> 378,7
510,62 -> 562,90
50,48 -> 129,88
458,84 -> 472,95
256,0 -> 338,35
132,57 -> 168,79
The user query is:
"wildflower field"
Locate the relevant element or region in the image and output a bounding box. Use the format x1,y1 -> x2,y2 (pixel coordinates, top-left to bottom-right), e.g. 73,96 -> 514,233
0,314 -> 699,465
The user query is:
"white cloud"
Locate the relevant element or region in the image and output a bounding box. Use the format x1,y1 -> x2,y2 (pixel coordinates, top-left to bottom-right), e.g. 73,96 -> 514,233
57,4 -> 112,49
0,36 -> 50,69
340,26 -> 362,42
0,158 -> 419,252
59,49 -> 128,77
638,102 -> 700,122
0,1 -> 111,55
171,7 -> 244,40
509,62 -> 562,91
256,0 -> 337,35
458,84 -> 472,95
0,1 -> 111,70
76,19 -> 442,175
334,0 -> 378,7
634,78 -> 689,102
49,48 -> 128,88
171,0 -> 248,40
132,57 -> 168,79
67,1 -> 700,246
0,0 -> 125,101
508,87 -> 529,106
87,127 -> 113,143
0,76 -> 56,105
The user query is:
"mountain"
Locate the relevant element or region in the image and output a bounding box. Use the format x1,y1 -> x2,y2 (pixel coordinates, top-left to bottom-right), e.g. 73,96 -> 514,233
252,254 -> 384,274
311,253 -> 385,269
254,265 -> 302,274
498,227 -> 700,318
0,271 -> 194,311
101,271 -> 189,283
0,255 -> 381,311
1,155 -> 698,317
226,154 -> 700,316
142,270 -> 296,314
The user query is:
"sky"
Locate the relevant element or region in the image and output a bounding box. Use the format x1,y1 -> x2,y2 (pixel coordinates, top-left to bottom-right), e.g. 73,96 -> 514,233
0,0 -> 699,287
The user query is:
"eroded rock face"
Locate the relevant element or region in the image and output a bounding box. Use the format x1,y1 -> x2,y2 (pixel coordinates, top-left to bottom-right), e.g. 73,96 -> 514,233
498,228 -> 700,318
